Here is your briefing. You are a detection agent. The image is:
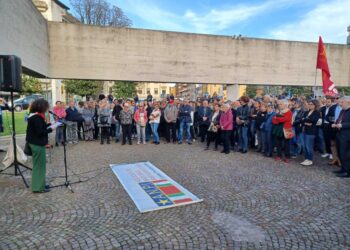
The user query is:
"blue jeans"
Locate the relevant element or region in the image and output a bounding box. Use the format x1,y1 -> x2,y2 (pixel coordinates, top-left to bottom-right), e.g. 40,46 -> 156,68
315,128 -> 326,154
55,125 -> 65,143
238,126 -> 249,151
249,120 -> 256,146
291,132 -> 304,156
261,130 -> 273,156
115,121 -> 121,140
303,133 -> 315,161
179,120 -> 191,143
151,123 -> 160,143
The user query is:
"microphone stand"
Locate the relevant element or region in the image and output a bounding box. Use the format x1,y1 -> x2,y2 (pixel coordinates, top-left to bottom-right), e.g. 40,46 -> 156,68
49,112 -> 74,193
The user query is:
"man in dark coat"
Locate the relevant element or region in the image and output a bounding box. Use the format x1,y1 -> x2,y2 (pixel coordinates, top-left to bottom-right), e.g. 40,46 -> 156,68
333,96 -> 350,178
197,100 -> 212,142
112,99 -> 123,142
320,97 -> 336,159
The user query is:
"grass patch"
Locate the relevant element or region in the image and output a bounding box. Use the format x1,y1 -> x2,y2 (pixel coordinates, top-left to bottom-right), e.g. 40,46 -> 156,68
1,111 -> 27,136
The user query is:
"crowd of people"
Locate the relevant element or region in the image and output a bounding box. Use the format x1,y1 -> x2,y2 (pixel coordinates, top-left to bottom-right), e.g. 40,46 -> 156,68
47,93 -> 350,179
23,93 -> 350,192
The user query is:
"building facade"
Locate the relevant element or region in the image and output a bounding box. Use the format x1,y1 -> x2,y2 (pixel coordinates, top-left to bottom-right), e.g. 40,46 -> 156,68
33,0 -> 79,104
176,83 -> 246,101
136,83 -> 174,100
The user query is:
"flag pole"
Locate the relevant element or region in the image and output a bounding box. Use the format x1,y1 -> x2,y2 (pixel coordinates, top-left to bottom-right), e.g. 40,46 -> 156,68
313,68 -> 317,98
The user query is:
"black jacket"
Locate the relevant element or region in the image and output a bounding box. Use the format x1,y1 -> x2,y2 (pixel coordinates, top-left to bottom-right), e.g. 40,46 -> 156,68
65,107 -> 83,122
112,105 -> 123,122
338,108 -> 350,138
197,106 -> 213,126
293,109 -> 305,135
302,110 -> 320,135
323,104 -> 337,125
256,111 -> 267,131
26,114 -> 52,146
237,104 -> 250,126
231,109 -> 237,129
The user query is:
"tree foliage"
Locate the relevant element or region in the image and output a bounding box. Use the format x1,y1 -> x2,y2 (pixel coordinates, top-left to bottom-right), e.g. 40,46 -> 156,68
70,0 -> 132,27
284,86 -> 313,97
244,85 -> 314,98
113,81 -> 137,98
63,79 -> 101,97
337,87 -> 350,96
21,75 -> 43,95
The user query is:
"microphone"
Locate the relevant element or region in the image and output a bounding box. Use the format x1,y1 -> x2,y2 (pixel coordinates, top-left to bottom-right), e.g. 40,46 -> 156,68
49,110 -> 60,118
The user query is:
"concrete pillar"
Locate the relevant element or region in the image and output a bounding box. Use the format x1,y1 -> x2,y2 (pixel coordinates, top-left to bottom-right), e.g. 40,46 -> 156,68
226,84 -> 240,101
51,79 -> 62,104
347,26 -> 350,45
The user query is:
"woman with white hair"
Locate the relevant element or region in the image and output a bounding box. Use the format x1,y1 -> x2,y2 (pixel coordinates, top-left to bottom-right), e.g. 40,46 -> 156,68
272,99 -> 293,163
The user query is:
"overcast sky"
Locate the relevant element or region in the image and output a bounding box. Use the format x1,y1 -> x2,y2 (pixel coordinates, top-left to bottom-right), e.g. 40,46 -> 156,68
61,0 -> 350,44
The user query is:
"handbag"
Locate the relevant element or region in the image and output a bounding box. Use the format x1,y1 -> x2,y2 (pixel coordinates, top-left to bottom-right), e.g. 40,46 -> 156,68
24,142 -> 32,156
283,127 -> 294,139
208,123 -> 218,133
316,118 -> 322,126
100,115 -> 109,125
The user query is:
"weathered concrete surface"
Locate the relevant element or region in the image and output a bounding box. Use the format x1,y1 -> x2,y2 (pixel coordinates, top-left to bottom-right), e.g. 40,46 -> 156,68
49,22 -> 350,86
1,0 -> 349,86
0,0 -> 49,77
1,140 -> 350,249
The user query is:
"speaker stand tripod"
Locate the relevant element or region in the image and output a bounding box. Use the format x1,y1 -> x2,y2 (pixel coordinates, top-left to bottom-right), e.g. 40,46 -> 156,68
0,90 -> 32,187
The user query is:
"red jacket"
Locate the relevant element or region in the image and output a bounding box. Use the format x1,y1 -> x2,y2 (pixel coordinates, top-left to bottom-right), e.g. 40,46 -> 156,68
134,109 -> 148,124
220,110 -> 233,131
272,110 -> 292,129
52,106 -> 67,121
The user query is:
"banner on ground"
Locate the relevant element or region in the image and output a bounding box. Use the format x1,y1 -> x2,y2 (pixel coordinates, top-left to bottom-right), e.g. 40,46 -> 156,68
110,161 -> 203,213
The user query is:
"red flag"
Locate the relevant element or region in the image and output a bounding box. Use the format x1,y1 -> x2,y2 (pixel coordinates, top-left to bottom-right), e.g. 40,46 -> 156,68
316,36 -> 338,96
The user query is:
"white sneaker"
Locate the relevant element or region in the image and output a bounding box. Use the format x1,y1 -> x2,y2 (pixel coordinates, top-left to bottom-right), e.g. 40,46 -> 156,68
300,160 -> 308,165
143,142 -> 146,145
321,153 -> 329,158
137,142 -> 140,145
301,160 -> 313,166
329,154 -> 333,160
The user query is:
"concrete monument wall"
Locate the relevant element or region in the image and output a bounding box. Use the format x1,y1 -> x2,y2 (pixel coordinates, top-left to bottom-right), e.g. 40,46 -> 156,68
48,22 -> 350,86
1,1 -> 349,87
0,0 -> 49,77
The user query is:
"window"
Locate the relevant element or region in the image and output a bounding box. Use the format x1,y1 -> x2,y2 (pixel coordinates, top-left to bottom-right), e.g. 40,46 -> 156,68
154,88 -> 158,95
161,89 -> 166,95
138,89 -> 143,95
147,88 -> 151,94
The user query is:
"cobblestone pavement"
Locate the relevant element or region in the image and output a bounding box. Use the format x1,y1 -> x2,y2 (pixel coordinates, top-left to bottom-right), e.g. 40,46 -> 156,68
0,139 -> 349,250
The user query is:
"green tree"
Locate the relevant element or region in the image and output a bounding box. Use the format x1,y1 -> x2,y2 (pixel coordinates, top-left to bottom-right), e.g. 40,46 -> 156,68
63,79 -> 101,98
21,75 -> 43,95
113,81 -> 137,98
337,87 -> 350,96
284,86 -> 313,97
244,85 -> 258,98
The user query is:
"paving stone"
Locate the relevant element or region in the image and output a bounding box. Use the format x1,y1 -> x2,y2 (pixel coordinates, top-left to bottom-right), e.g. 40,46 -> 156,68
0,140 -> 349,249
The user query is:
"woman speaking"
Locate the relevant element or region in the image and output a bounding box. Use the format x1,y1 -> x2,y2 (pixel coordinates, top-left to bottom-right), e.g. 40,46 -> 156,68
26,99 -> 54,193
